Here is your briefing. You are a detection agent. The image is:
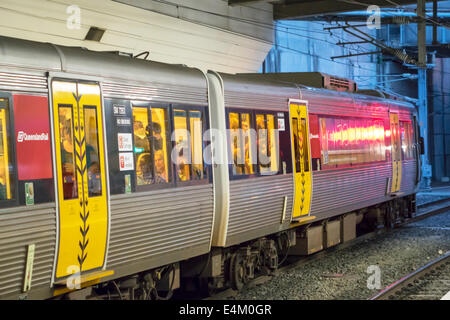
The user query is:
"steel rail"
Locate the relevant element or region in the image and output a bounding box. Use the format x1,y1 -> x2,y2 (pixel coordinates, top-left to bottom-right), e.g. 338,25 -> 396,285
370,252 -> 450,300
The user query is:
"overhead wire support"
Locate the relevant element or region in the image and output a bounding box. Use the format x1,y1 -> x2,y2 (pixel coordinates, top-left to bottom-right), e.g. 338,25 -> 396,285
327,22 -> 422,67
331,50 -> 383,59
336,40 -> 370,46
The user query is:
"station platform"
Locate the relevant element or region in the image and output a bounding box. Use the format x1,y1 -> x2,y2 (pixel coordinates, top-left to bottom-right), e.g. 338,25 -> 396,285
417,184 -> 450,197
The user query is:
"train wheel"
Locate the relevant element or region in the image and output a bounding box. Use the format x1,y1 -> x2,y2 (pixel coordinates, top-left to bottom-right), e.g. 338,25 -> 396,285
229,252 -> 247,291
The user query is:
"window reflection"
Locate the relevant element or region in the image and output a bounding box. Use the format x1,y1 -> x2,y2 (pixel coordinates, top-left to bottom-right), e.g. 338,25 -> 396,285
84,106 -> 102,197
133,106 -> 170,185
151,108 -> 169,184
229,112 -> 254,176
190,111 -> 204,180
319,116 -> 387,168
173,109 -> 190,182
59,106 -> 78,200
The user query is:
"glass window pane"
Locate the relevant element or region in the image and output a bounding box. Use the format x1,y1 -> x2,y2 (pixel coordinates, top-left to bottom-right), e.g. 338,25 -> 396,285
267,114 -> 279,173
241,113 -> 254,175
189,110 -> 204,180
377,120 -> 386,161
256,114 -> 269,173
0,100 -> 13,200
152,108 -> 169,184
319,118 -> 329,166
348,119 -> 355,165
59,105 -> 78,200
292,118 -> 301,172
342,119 -> 349,151
400,121 -> 413,160
174,109 -> 190,181
84,106 -> 102,197
133,107 -> 152,186
353,119 -> 362,164
300,118 -> 310,172
363,120 -> 370,163
229,112 -> 242,175
407,122 -> 413,159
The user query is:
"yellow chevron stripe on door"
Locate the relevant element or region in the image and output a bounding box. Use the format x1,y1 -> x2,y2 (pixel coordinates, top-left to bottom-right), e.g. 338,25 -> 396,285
52,80 -> 108,280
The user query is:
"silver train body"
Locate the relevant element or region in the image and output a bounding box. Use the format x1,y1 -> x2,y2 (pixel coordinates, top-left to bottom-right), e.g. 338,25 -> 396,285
0,36 -> 419,299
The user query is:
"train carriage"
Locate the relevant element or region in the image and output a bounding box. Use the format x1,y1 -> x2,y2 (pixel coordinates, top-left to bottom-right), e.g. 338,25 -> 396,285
0,36 -> 215,299
0,36 -> 421,299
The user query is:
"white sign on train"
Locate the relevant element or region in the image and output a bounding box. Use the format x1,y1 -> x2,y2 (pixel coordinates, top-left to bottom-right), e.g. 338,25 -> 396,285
118,133 -> 133,152
119,152 -> 134,171
278,119 -> 285,131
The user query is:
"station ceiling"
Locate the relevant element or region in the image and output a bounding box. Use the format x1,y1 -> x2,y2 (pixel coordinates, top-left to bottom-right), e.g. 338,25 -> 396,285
229,0 -> 447,20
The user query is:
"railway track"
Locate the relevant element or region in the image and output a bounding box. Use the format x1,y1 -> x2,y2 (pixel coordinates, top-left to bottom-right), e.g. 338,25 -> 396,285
370,252 -> 450,300
206,197 -> 450,300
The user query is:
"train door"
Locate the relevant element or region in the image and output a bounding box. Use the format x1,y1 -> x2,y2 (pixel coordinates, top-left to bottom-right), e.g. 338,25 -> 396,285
51,80 -> 110,282
413,116 -> 421,185
289,100 -> 312,220
390,112 -> 402,193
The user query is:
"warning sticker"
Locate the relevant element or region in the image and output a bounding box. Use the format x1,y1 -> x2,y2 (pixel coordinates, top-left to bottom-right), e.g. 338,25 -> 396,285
278,118 -> 285,131
119,152 -> 134,171
118,133 -> 133,152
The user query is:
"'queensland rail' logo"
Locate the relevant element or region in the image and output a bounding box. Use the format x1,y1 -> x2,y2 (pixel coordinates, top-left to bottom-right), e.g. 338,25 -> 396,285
17,131 -> 49,143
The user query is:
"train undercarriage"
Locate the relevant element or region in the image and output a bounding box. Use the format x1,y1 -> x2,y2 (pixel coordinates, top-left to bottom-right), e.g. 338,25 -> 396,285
56,194 -> 417,300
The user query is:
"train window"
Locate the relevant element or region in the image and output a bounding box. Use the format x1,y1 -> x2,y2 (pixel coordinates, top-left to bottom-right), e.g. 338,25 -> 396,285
256,114 -> 267,172
172,107 -> 207,182
299,118 -> 310,172
152,108 -> 170,184
133,106 -> 152,186
173,109 -> 191,182
229,112 -> 254,176
319,116 -> 386,169
292,118 -> 301,172
241,113 -> 254,175
84,106 -> 102,197
256,114 -> 280,175
133,105 -> 171,186
229,112 -> 241,175
190,110 -> 204,180
0,98 -> 13,201
400,121 -> 414,160
58,105 -> 78,200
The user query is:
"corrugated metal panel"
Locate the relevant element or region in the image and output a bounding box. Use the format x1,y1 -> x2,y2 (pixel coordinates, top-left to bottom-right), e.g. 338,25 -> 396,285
302,88 -> 417,119
0,204 -> 56,299
107,184 -> 214,268
311,163 -> 392,219
224,91 -> 290,111
304,90 -> 389,118
400,160 -> 418,193
0,71 -> 48,93
226,174 -> 293,241
102,81 -> 207,106
221,74 -> 298,111
397,108 -> 414,121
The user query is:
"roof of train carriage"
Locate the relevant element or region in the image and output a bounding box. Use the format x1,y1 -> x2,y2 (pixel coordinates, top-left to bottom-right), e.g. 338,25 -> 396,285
0,36 -> 207,93
223,73 -> 417,115
0,35 -> 417,114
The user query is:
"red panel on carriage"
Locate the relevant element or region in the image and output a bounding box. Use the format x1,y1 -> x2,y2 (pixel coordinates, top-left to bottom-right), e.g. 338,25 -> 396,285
13,94 -> 53,180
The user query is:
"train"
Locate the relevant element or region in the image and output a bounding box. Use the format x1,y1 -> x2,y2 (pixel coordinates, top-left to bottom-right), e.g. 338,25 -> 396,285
0,35 -> 422,300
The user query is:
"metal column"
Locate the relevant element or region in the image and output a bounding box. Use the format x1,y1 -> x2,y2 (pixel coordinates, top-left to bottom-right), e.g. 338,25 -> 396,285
418,0 -> 432,189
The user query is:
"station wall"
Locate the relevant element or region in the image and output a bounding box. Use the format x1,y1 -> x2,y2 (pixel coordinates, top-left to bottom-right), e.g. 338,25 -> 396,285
0,0 -> 273,73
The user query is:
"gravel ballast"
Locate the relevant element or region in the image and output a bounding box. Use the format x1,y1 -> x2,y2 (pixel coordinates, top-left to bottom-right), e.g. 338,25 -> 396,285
226,203 -> 450,300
